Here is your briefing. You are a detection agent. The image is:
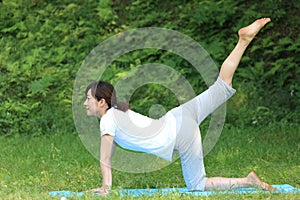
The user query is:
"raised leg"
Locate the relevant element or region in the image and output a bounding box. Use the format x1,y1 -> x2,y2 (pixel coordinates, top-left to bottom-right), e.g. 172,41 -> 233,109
219,18 -> 271,87
205,18 -> 274,191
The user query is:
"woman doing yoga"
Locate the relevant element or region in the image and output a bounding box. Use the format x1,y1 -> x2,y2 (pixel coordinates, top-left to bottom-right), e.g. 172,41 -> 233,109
84,18 -> 274,196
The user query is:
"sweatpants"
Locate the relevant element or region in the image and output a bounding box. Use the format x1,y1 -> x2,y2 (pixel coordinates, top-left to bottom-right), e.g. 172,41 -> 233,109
168,76 -> 236,191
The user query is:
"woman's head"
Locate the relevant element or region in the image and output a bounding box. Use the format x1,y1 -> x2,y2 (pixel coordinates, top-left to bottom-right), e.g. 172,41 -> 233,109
84,81 -> 129,117
85,81 -> 117,109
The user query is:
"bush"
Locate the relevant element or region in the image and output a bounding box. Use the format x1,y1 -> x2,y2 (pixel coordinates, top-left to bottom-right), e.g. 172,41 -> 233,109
0,0 -> 122,135
0,0 -> 299,135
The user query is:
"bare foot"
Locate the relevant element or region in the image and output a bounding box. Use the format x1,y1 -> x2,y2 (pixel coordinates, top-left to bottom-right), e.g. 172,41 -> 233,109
238,18 -> 271,44
247,171 -> 276,190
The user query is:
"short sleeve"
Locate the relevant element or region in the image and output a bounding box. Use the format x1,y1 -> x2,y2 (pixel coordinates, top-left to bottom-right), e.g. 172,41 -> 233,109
100,112 -> 116,137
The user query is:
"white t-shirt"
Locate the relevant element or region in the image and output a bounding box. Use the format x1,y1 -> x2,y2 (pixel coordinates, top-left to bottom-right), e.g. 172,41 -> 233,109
100,107 -> 176,161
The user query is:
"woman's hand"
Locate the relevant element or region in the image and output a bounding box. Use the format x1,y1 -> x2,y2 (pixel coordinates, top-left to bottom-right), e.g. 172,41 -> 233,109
87,135 -> 114,197
90,186 -> 111,196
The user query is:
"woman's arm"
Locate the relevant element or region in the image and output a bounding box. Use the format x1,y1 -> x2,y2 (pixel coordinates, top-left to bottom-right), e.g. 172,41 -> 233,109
93,134 -> 115,195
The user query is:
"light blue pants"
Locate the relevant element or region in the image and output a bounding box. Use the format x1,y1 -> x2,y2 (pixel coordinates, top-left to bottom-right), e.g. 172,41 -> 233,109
169,77 -> 236,191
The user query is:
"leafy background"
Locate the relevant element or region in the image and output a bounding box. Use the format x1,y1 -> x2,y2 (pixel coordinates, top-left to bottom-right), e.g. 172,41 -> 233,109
0,0 -> 299,136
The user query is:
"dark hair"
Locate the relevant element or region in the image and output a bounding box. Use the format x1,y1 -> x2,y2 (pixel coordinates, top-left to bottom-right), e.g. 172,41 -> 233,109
85,81 -> 130,112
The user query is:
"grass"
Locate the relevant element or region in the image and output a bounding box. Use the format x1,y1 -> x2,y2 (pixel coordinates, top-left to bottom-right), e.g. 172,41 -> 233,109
0,123 -> 299,200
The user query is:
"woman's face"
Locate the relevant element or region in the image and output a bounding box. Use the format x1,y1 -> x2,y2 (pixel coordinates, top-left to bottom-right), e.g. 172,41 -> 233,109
84,89 -> 100,117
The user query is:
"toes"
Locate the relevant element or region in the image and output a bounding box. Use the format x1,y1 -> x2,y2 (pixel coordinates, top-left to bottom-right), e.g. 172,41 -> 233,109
258,17 -> 271,25
262,182 -> 276,191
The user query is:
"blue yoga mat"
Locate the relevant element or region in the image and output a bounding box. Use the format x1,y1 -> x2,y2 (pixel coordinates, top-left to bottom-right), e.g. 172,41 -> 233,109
49,184 -> 300,198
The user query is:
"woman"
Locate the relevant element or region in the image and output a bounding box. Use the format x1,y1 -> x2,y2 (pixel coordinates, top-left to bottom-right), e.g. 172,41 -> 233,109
84,18 -> 274,196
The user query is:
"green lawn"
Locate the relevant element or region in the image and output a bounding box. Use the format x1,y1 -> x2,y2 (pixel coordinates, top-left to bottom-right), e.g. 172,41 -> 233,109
0,123 -> 299,199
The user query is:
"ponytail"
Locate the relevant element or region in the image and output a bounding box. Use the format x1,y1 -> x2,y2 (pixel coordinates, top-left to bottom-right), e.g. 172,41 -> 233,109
115,102 -> 130,112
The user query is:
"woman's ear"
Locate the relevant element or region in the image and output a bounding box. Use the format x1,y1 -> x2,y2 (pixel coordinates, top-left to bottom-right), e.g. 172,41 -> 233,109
98,98 -> 107,107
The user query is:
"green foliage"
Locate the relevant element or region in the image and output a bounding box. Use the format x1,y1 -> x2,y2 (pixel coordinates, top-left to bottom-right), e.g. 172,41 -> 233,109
0,0 -> 123,135
0,0 -> 299,135
231,34 -> 300,127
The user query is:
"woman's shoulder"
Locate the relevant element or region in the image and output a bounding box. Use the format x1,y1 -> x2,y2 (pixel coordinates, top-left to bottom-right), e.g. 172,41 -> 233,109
100,108 -> 118,129
102,107 -> 130,121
